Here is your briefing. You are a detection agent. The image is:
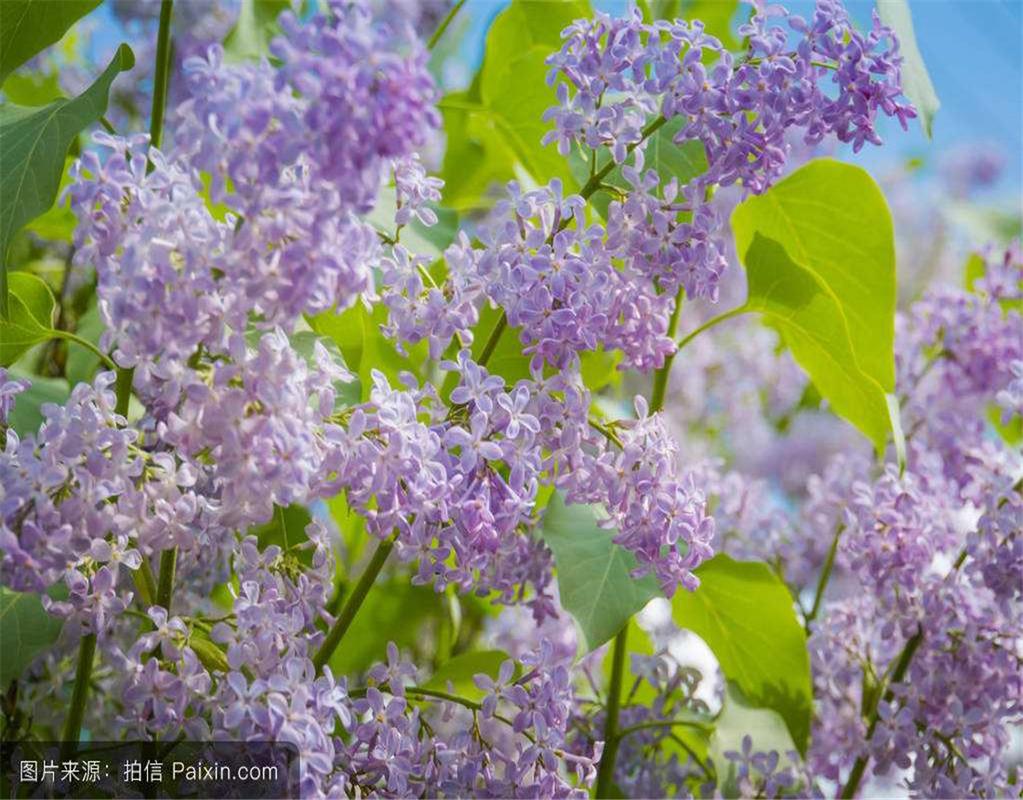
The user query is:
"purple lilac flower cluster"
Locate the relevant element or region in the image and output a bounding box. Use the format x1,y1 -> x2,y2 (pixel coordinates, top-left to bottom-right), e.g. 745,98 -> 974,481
545,1 -> 913,188
527,0 -> 914,326
0,373 -> 217,631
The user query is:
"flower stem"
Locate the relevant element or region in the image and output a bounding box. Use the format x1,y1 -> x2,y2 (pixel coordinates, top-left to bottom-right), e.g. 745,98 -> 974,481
426,0 -> 465,50
476,311 -> 508,368
313,536 -> 396,674
148,0 -> 175,153
650,287 -> 685,413
839,627 -> 922,798
49,330 -> 118,372
675,306 -> 747,354
594,624 -> 628,798
61,633 -> 97,757
578,116 -> 667,201
804,524 -> 844,634
132,559 -> 158,609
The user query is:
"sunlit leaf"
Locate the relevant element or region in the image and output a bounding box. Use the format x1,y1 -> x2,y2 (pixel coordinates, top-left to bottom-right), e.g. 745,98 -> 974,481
876,0 -> 939,138
222,0 -> 288,63
671,555 -> 812,753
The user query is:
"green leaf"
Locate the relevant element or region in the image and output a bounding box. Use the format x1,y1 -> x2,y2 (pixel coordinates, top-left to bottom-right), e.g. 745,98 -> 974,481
189,631 -> 230,674
364,185 -> 458,261
989,404 -> 1022,446
310,301 -> 431,402
307,304 -> 367,373
963,251 -> 986,290
682,0 -> 740,50
732,159 -> 896,391
439,82 -> 516,211
876,0 -> 939,138
478,0 -> 589,189
328,579 -> 444,678
3,367 -> 68,436
0,0 -> 100,86
288,331 -> 361,409
709,683 -> 801,798
247,503 -> 314,565
423,649 -> 512,702
540,492 -> 660,652
0,44 -> 135,311
1,271 -> 56,365
731,158 -> 897,447
442,303 -> 531,399
0,586 -> 64,686
222,0 -> 288,62
2,69 -> 64,106
580,345 -> 621,392
23,157 -> 76,242
671,555 -> 812,754
741,233 -> 893,449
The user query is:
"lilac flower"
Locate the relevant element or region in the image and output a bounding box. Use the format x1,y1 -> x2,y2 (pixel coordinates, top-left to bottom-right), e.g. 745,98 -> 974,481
393,154 -> 444,227
446,350 -> 505,415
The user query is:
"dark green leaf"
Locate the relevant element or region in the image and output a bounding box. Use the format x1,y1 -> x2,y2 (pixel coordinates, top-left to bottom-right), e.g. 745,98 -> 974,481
0,0 -> 100,86
0,44 -> 135,311
222,0 -> 288,63
671,555 -> 812,754
423,649 -> 513,702
540,492 -> 660,652
741,233 -> 892,449
0,586 -> 64,686
247,503 -> 314,565
1,271 -> 56,365
23,157 -> 76,241
876,0 -> 939,138
189,631 -> 230,673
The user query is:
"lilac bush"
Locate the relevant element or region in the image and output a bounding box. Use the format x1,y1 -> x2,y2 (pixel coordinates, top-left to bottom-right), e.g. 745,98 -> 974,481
1,0 -> 1020,798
